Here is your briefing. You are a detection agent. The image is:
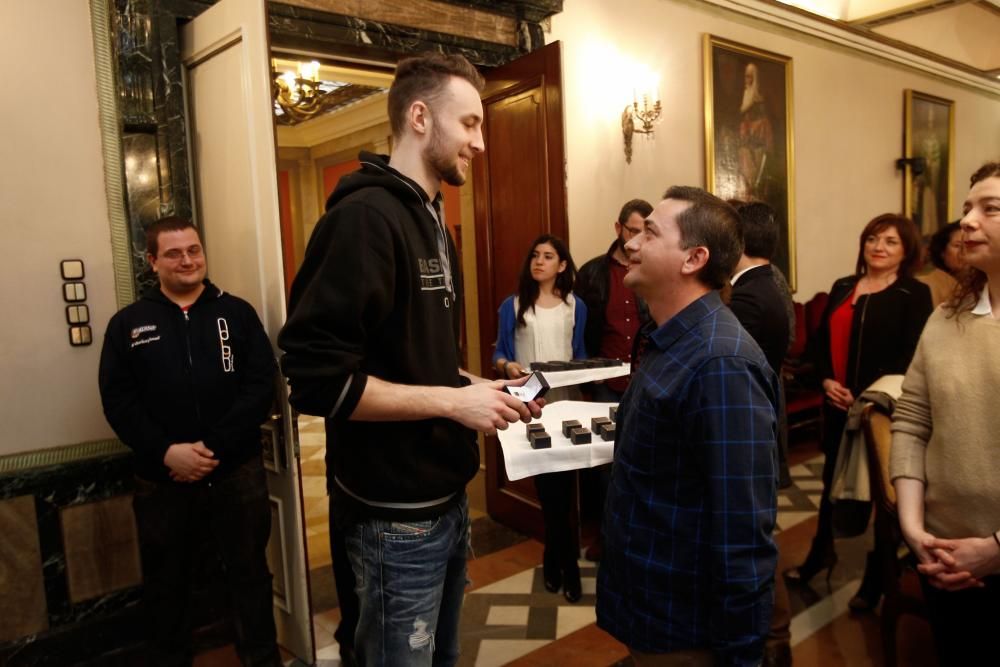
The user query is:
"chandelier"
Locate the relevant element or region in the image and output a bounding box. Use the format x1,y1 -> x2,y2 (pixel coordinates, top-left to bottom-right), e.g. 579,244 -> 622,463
271,60 -> 387,125
273,60 -> 327,123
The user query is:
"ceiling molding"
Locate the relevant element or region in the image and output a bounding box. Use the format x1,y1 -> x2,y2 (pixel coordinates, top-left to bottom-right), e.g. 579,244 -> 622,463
979,0 -> 1000,17
704,0 -> 1000,95
848,0 -> 972,28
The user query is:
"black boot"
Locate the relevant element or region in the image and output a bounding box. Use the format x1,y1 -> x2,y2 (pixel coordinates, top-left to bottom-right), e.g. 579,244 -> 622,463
762,642 -> 792,667
562,559 -> 581,603
543,549 -> 562,593
848,551 -> 882,612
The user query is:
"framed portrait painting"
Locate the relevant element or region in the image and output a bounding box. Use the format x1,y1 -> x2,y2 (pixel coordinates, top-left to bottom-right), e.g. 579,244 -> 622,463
704,35 -> 796,290
904,90 -> 954,236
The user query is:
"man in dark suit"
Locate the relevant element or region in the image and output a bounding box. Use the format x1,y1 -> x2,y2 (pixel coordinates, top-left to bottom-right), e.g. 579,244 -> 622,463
728,201 -> 793,667
729,202 -> 790,373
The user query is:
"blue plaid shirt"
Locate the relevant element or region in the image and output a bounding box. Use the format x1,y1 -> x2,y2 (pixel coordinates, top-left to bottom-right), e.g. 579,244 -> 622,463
597,291 -> 778,666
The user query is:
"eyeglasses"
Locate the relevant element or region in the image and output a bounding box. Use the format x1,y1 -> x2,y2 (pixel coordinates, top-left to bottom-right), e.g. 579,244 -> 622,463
621,225 -> 643,238
160,245 -> 203,261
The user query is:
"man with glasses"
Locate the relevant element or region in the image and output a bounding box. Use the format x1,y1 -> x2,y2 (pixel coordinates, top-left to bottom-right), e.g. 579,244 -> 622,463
574,198 -> 652,561
575,198 -> 654,401
99,216 -> 281,666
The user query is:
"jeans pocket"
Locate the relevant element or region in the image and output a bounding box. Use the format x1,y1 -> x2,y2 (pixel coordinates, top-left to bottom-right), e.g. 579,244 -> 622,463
382,518 -> 439,541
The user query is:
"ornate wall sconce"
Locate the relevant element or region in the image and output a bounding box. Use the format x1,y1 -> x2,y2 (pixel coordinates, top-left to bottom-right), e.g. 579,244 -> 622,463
622,92 -> 662,164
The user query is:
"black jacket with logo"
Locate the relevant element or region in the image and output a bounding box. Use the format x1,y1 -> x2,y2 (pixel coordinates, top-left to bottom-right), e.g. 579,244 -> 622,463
278,152 -> 476,521
98,281 -> 276,483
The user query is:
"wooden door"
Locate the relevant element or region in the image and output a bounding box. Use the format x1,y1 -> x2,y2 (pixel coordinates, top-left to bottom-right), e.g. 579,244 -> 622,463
179,0 -> 313,661
473,41 -> 570,539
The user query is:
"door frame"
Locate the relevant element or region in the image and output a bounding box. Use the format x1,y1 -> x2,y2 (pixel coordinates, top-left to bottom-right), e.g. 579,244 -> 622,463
178,0 -> 314,661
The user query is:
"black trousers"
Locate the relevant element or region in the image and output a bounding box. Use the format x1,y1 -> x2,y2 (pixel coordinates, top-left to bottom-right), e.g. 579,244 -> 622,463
812,405 -> 848,555
534,471 -> 579,568
133,456 -> 280,667
920,574 -> 1000,666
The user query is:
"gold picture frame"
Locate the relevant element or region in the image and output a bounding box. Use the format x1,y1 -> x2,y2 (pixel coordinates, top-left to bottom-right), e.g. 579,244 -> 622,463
903,90 -> 955,236
704,35 -> 796,291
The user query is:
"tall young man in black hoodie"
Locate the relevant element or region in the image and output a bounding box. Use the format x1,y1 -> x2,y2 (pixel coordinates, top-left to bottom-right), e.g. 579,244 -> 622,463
278,54 -> 542,666
99,217 -> 280,666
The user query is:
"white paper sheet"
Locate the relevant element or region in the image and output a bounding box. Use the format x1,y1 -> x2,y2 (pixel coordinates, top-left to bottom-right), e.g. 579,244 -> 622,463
496,400 -> 618,481
538,363 -> 630,389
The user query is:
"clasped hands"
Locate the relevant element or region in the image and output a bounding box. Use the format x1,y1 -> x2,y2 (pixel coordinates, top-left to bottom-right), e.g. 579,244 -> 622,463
164,441 -> 219,482
822,379 -> 855,411
906,528 -> 1000,591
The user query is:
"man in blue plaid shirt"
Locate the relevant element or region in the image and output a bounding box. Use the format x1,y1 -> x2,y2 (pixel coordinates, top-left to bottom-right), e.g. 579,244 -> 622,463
596,186 -> 779,666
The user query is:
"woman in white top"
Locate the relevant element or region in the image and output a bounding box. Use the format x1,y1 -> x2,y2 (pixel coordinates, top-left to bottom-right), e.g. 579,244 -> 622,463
493,235 -> 587,602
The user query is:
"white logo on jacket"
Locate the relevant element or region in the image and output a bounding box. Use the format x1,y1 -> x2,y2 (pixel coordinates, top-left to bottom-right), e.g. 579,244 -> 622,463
217,318 -> 234,372
418,257 -> 447,292
130,324 -> 157,339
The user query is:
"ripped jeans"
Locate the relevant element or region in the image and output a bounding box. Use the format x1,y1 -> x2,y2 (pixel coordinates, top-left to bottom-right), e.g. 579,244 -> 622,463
344,496 -> 470,667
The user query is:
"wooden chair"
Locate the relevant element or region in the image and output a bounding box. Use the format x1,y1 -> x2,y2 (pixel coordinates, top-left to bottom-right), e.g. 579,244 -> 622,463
860,403 -> 928,667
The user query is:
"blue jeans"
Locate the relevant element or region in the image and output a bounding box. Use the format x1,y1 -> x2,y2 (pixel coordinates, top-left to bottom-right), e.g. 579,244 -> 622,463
344,496 -> 470,667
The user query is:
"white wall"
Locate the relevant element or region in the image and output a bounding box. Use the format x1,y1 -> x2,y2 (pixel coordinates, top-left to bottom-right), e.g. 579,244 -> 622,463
549,0 -> 1000,298
0,1 -> 118,454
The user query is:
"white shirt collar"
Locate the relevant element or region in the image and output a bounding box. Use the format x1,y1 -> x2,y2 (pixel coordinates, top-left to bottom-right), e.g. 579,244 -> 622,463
730,263 -> 766,286
970,285 -> 993,316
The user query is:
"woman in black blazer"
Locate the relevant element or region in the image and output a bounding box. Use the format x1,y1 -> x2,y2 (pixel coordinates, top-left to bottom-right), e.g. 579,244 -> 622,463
785,214 -> 933,611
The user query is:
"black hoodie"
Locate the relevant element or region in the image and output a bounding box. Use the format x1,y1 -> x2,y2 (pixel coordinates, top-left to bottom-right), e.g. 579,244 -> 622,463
98,281 -> 276,482
278,152 -> 477,521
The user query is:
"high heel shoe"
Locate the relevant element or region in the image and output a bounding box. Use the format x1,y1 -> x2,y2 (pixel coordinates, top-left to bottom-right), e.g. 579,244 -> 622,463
847,591 -> 880,612
784,551 -> 838,586
562,561 -> 581,603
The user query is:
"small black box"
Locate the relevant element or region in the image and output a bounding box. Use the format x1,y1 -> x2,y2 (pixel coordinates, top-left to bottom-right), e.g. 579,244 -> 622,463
562,420 -> 582,438
546,361 -> 570,371
570,427 -> 592,445
526,423 -> 545,437
566,360 -> 588,370
609,406 -> 618,422
504,371 -> 550,402
601,424 -> 616,441
591,416 -> 612,434
529,431 -> 552,449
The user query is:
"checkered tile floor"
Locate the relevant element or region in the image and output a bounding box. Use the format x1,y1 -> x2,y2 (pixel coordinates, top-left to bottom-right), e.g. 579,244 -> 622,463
776,459 -> 825,532
297,413 -> 832,665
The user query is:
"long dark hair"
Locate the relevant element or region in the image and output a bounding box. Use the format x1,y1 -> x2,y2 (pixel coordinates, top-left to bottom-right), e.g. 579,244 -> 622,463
515,234 -> 576,327
853,213 -> 921,278
948,161 -> 1000,316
